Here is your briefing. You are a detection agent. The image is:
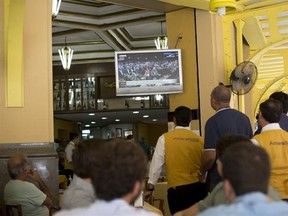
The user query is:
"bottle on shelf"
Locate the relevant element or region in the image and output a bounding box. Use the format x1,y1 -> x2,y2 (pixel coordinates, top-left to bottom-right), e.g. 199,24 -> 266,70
91,101 -> 95,109
76,92 -> 81,100
125,100 -> 129,109
85,80 -> 89,88
103,101 -> 107,110
90,91 -> 94,99
140,100 -> 145,108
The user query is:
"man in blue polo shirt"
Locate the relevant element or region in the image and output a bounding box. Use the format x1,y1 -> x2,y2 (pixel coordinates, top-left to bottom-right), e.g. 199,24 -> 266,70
198,85 -> 253,191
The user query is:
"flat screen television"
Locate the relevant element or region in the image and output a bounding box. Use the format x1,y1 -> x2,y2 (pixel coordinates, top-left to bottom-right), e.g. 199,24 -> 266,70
114,49 -> 183,96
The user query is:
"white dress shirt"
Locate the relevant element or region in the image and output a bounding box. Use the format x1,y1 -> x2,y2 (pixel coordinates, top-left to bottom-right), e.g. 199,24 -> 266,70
251,123 -> 281,146
148,126 -> 190,185
55,199 -> 157,216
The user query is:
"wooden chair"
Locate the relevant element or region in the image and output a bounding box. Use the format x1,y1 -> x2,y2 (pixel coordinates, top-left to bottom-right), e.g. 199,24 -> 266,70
6,205 -> 22,216
149,196 -> 165,215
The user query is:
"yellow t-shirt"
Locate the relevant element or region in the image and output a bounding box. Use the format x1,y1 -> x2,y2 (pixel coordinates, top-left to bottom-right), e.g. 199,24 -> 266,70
254,129 -> 288,199
164,128 -> 204,188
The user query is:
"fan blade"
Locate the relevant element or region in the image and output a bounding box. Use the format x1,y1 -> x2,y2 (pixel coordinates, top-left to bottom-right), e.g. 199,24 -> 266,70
230,70 -> 239,81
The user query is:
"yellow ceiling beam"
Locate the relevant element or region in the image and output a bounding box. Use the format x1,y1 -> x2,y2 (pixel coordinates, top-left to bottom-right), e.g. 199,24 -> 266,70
242,17 -> 267,50
157,0 -> 210,10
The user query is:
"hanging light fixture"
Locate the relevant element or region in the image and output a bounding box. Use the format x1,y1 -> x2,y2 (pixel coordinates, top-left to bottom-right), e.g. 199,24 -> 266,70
209,0 -> 237,16
52,0 -> 62,18
154,22 -> 168,50
58,37 -> 73,71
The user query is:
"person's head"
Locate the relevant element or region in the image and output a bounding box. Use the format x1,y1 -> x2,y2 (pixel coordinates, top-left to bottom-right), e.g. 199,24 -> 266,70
173,106 -> 191,127
258,98 -> 283,127
91,138 -> 147,203
215,135 -> 251,176
7,154 -> 31,180
70,133 -> 80,144
210,85 -> 231,111
126,134 -> 134,141
221,142 -> 270,202
72,138 -> 105,179
270,91 -> 288,114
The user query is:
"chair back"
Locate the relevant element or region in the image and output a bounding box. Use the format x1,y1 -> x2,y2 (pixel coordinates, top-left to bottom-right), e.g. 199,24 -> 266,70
6,205 -> 22,216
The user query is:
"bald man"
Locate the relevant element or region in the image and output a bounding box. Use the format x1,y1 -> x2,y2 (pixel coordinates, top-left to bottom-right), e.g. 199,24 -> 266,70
4,154 -> 52,216
198,85 -> 253,191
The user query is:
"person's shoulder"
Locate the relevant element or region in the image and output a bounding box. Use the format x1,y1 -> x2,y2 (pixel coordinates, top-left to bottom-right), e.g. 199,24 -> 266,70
55,207 -> 85,216
198,204 -> 233,216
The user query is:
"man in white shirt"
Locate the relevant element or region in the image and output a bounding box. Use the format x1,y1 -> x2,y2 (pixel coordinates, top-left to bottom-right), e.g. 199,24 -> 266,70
56,138 -> 157,216
62,139 -> 103,209
65,133 -> 80,164
4,154 -> 52,216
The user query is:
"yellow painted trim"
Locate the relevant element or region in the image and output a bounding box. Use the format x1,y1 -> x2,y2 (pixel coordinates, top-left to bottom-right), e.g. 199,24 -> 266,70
5,0 -> 25,107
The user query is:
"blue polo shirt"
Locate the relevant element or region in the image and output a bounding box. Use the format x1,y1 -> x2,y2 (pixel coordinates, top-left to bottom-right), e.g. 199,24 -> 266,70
199,192 -> 288,216
204,108 -> 253,185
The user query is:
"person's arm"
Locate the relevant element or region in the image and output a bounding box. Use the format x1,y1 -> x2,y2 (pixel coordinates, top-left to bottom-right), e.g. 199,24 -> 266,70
28,169 -> 52,201
198,120 -> 218,183
65,144 -> 73,163
198,150 -> 216,182
145,135 -> 165,200
42,196 -> 52,208
173,205 -> 200,216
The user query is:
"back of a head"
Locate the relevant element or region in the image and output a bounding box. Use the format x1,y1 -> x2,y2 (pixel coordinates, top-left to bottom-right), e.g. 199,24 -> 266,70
7,154 -> 29,179
270,91 -> 288,114
260,98 -> 283,123
211,85 -> 231,104
91,138 -> 147,201
174,106 -> 191,127
72,138 -> 105,178
222,142 -> 270,196
126,135 -> 134,140
216,135 -> 251,160
70,133 -> 79,141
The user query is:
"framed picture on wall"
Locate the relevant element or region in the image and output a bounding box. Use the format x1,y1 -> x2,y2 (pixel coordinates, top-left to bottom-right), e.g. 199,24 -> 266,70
116,128 -> 122,137
124,130 -> 133,138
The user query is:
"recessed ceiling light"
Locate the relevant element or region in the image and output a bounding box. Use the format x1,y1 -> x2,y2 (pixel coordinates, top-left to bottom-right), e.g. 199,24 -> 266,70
91,121 -> 96,124
88,113 -> 95,116
143,115 -> 149,118
133,111 -> 139,114
152,119 -> 157,122
101,117 -> 107,120
85,124 -> 90,127
115,119 -> 120,122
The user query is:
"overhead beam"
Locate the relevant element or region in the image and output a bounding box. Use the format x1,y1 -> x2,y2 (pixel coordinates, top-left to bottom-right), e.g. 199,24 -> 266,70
95,30 -> 125,50
57,8 -> 148,21
52,15 -> 165,31
157,0 -> 209,10
97,0 -> 183,13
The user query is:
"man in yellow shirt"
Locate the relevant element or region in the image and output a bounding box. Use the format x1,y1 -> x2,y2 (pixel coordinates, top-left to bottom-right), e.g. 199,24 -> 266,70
146,106 -> 207,214
252,98 -> 288,200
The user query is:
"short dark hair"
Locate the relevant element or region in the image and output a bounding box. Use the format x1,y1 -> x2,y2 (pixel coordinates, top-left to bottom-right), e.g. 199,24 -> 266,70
70,133 -> 79,141
91,138 -> 147,201
221,142 -> 270,196
260,98 -> 283,123
216,135 -> 251,160
72,138 -> 105,178
126,135 -> 134,140
174,106 -> 191,127
7,154 -> 30,179
211,85 -> 231,103
270,91 -> 288,114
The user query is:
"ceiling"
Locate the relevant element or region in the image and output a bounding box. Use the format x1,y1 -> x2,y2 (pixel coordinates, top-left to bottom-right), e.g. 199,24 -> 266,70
54,108 -> 170,127
52,0 -> 288,126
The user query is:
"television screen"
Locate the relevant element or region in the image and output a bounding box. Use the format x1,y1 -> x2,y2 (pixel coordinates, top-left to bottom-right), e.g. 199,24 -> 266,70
115,49 -> 183,96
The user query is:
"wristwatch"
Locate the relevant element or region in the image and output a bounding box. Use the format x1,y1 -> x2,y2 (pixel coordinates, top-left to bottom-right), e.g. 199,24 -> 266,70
147,183 -> 155,191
